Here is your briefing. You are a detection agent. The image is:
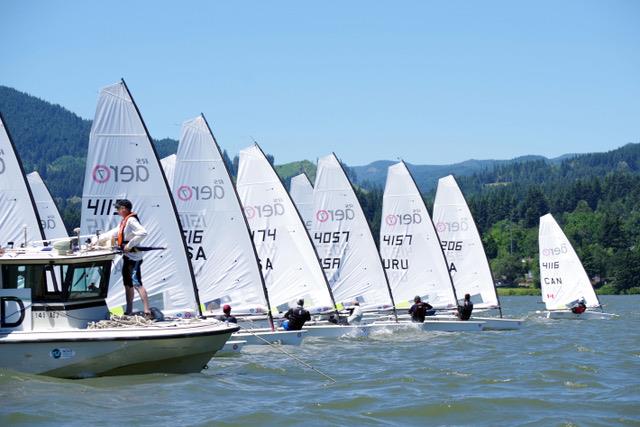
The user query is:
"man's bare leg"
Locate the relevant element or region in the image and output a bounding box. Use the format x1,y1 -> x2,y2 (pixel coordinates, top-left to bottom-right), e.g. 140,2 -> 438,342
136,286 -> 151,314
125,286 -> 134,314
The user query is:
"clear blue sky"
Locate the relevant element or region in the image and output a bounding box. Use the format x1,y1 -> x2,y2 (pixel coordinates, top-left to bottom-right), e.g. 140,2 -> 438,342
2,0 -> 639,165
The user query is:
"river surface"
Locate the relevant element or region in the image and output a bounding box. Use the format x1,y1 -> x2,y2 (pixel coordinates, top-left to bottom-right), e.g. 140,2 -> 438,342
1,296 -> 639,426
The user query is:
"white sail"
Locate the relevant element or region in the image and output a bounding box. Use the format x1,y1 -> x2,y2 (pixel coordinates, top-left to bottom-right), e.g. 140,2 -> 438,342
173,115 -> 269,315
289,173 -> 314,230
0,115 -> 44,247
312,153 -> 395,311
432,175 -> 500,309
80,81 -> 198,315
380,162 -> 457,309
27,171 -> 68,240
160,154 -> 176,188
539,213 -> 600,309
236,144 -> 335,314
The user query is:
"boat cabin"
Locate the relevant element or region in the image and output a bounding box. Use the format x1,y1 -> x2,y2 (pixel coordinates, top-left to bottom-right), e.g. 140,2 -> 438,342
0,247 -> 116,331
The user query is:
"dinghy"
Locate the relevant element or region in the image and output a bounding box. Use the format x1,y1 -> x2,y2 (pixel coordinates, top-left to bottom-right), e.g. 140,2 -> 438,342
432,175 -> 523,330
27,171 -> 68,240
0,110 -> 237,378
236,144 -> 334,338
538,213 -> 616,319
170,116 -> 305,346
379,162 -> 485,332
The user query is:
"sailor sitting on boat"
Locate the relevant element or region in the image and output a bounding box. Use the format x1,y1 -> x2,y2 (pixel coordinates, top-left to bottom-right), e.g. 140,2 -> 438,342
216,304 -> 238,323
93,199 -> 152,319
570,297 -> 587,314
282,299 -> 311,330
457,293 -> 474,321
409,296 -> 434,323
347,301 -> 363,325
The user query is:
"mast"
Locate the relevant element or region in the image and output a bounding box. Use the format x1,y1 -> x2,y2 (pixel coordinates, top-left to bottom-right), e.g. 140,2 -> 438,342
120,79 -> 203,317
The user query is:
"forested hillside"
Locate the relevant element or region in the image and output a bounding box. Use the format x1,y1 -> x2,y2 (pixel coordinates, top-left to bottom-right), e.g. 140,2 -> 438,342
2,85 -> 638,293
354,144 -> 640,294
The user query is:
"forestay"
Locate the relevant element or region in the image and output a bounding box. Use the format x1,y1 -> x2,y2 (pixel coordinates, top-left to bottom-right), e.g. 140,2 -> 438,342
173,116 -> 269,315
80,81 -> 199,315
236,144 -> 335,314
160,154 -> 176,187
432,175 -> 500,309
289,173 -> 314,231
539,213 -> 600,309
380,162 -> 457,309
27,171 -> 68,240
0,115 -> 44,246
312,154 -> 395,311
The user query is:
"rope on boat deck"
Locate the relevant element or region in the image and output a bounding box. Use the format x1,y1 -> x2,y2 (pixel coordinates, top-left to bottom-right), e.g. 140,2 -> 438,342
238,326 -> 337,384
88,314 -> 155,329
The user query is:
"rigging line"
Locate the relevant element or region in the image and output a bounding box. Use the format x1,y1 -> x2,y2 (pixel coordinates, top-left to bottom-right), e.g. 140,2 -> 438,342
237,325 -> 337,384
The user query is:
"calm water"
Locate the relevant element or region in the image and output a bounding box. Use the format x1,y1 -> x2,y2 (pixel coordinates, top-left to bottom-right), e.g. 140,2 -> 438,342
1,296 -> 639,426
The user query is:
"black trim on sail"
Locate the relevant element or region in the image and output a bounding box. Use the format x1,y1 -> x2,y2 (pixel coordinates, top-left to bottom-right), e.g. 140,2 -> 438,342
119,79 -> 203,317
253,143 -> 340,317
332,152 -> 398,322
200,114 -> 276,330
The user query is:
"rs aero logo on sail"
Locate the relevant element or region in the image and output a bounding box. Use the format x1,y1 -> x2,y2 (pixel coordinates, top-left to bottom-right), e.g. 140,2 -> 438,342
316,206 -> 355,222
92,160 -> 150,183
176,184 -> 225,201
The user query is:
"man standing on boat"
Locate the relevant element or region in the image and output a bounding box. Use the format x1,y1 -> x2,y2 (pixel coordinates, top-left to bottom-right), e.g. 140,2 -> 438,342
94,199 -> 152,318
458,293 -> 474,321
282,299 -> 311,330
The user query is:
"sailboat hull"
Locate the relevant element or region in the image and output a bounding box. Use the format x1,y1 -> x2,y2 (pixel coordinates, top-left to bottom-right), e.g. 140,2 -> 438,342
218,340 -> 247,355
233,329 -> 306,346
0,320 -> 238,378
542,310 -> 618,320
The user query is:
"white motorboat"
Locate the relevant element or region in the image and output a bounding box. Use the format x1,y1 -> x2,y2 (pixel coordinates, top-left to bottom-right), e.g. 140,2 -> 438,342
538,214 -> 617,320
0,247 -> 238,378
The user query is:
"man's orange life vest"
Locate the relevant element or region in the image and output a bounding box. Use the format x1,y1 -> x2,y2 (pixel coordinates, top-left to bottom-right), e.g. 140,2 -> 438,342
117,213 -> 139,248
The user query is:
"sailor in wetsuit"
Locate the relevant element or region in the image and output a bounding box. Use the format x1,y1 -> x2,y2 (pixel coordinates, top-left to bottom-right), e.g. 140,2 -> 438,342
457,293 -> 474,321
216,304 -> 238,323
408,296 -> 434,323
571,297 -> 587,314
282,299 -> 311,331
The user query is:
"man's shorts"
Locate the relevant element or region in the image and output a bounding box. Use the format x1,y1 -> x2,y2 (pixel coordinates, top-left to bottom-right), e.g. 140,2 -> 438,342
122,257 -> 143,289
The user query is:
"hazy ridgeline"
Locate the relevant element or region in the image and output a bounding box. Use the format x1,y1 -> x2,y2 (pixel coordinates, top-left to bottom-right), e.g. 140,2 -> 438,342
1,85 -> 639,294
